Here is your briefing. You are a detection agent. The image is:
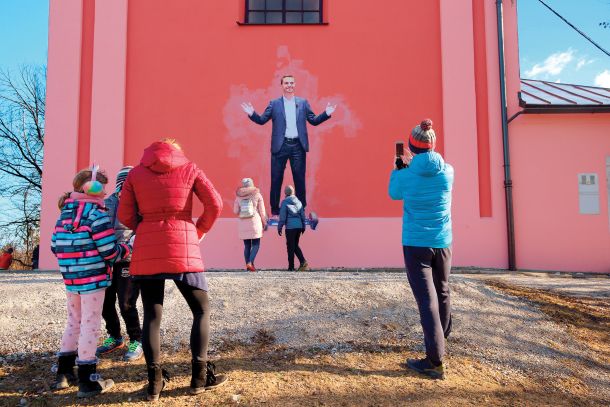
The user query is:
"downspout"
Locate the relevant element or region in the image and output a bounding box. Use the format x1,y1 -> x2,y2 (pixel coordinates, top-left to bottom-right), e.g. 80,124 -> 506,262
496,0 -> 517,271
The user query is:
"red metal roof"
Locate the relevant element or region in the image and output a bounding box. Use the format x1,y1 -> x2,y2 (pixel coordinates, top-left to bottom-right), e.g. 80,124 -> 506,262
520,79 -> 610,107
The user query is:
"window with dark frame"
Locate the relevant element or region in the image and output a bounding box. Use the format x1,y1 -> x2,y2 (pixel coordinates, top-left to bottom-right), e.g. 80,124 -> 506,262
245,0 -> 323,24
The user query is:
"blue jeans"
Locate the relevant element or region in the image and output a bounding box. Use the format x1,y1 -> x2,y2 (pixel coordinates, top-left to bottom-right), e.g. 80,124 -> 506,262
270,139 -> 306,215
243,239 -> 261,264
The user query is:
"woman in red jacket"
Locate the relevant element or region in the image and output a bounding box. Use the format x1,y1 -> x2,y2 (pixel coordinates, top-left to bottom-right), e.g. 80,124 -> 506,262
118,139 -> 227,401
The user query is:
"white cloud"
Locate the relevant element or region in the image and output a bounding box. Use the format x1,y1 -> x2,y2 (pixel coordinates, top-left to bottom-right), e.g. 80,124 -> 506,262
525,49 -> 574,78
575,58 -> 595,71
594,70 -> 610,88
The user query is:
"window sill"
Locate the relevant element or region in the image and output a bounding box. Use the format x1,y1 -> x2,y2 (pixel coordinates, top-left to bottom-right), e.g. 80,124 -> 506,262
236,21 -> 328,26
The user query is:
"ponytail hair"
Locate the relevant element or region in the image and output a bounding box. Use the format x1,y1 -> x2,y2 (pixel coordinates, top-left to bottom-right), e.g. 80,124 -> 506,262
57,192 -> 71,209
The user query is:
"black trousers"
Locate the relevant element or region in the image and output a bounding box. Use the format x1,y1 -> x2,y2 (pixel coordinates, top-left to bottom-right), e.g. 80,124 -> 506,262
270,139 -> 307,215
403,246 -> 452,365
285,229 -> 306,270
101,262 -> 142,342
139,279 -> 210,364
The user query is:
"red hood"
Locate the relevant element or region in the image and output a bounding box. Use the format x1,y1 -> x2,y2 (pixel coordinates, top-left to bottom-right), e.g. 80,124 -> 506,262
141,142 -> 189,173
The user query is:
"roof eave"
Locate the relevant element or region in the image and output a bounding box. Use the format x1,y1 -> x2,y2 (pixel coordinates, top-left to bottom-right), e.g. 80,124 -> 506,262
521,105 -> 610,114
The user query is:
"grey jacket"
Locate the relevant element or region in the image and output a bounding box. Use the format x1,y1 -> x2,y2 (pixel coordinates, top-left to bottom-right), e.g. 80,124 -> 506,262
278,195 -> 306,231
104,193 -> 133,262
249,96 -> 330,154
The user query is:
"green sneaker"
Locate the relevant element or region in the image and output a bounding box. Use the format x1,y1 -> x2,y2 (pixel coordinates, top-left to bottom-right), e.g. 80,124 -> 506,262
96,337 -> 125,356
406,358 -> 445,380
124,340 -> 143,362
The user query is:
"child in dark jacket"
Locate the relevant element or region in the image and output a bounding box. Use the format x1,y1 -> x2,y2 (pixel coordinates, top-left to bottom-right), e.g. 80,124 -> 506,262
97,166 -> 143,362
51,166 -> 131,398
277,185 -> 308,271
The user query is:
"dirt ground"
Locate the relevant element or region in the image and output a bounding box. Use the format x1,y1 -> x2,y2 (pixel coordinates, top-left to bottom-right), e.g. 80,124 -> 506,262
0,271 -> 608,406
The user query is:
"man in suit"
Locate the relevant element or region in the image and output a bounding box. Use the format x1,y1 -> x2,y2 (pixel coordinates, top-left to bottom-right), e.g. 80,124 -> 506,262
241,75 -> 336,216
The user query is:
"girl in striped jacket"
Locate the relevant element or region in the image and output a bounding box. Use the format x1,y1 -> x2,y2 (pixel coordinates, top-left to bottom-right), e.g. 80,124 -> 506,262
50,166 -> 130,398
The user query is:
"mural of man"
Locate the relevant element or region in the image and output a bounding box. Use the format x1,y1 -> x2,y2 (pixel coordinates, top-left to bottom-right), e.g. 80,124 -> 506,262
241,75 -> 337,216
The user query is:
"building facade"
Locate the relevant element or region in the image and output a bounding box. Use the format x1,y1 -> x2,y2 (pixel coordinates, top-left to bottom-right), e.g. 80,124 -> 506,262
39,0 -> 610,272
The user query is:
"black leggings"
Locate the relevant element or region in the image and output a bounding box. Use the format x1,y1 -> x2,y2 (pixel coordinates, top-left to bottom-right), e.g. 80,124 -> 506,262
139,279 -> 210,364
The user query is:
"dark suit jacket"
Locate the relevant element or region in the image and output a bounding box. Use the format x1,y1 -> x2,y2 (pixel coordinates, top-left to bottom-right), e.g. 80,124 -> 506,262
249,96 -> 330,153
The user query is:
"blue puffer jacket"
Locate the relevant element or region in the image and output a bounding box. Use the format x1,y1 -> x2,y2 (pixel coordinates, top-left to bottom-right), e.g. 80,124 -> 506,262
278,195 -> 306,231
388,151 -> 454,248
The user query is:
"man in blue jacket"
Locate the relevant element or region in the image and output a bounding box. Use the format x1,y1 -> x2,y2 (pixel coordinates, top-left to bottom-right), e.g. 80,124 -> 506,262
388,119 -> 454,380
241,75 -> 336,216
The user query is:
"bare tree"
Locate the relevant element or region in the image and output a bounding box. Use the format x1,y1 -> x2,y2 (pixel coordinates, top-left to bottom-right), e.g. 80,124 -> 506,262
0,66 -> 45,268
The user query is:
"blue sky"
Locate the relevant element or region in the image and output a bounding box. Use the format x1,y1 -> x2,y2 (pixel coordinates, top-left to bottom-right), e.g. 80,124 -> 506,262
518,0 -> 610,87
0,0 -> 48,224
0,0 -> 49,72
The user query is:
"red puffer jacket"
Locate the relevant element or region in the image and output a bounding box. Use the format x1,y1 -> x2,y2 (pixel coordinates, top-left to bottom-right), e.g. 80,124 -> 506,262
118,142 -> 223,275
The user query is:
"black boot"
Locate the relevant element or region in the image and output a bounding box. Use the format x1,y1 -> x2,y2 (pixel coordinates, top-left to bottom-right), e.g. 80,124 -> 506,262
76,363 -> 114,398
189,361 -> 227,395
146,364 -> 170,402
52,353 -> 77,390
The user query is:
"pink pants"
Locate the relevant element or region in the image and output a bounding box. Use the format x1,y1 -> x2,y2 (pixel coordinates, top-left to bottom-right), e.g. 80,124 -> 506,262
59,289 -> 105,363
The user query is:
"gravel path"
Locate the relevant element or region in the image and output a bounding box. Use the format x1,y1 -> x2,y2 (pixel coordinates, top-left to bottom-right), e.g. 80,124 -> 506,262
1,270 -> 609,401
464,271 -> 610,297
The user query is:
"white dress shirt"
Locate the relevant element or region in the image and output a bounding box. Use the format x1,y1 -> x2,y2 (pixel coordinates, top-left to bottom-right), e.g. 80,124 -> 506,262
283,96 -> 298,139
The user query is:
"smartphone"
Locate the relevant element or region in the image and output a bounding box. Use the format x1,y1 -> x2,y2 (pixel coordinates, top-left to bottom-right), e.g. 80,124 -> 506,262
395,141 -> 404,158
395,141 -> 406,169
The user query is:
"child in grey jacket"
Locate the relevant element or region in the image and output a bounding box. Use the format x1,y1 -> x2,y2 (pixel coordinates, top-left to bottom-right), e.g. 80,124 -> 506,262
277,185 -> 308,271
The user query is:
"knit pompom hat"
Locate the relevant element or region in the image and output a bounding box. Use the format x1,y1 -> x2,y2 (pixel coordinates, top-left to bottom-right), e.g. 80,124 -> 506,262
115,166 -> 133,194
242,178 -> 254,188
409,119 -> 436,154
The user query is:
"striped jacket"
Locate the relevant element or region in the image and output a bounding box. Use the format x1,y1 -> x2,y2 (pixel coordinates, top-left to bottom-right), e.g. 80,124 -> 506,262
51,196 -> 130,293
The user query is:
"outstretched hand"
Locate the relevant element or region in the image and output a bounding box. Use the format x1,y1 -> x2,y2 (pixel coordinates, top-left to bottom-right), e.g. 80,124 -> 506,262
241,102 -> 254,116
325,102 -> 337,116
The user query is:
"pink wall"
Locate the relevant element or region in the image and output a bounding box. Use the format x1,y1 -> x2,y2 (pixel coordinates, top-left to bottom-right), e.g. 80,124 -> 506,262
39,0 -> 84,269
118,0 -> 447,269
41,0 -> 128,269
510,114 -> 610,273
438,0 -> 515,269
89,0 -> 128,179
122,0 -> 445,218
40,0 -> 515,270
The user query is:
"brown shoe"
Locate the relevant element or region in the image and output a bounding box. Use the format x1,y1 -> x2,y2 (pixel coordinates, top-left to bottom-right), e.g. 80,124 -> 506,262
189,361 -> 228,395
297,261 -> 309,271
145,364 -> 170,401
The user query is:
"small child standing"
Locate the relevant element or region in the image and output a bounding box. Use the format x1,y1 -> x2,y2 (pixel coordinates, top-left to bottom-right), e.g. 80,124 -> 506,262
51,166 -> 131,398
277,185 -> 309,271
97,166 -> 143,361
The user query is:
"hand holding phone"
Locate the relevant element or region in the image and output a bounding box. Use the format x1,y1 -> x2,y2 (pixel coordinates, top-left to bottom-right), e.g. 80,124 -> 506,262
395,141 -> 406,169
